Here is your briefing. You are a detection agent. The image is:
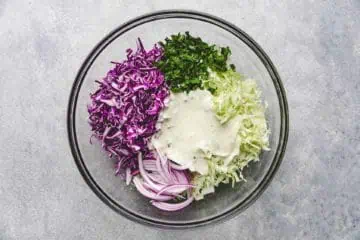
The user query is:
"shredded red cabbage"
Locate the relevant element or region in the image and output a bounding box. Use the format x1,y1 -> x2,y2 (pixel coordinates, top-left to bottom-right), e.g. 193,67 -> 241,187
88,39 -> 169,172
88,38 -> 193,211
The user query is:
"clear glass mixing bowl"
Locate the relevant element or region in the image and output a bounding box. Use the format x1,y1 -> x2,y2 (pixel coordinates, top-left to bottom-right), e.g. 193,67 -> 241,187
67,10 -> 289,229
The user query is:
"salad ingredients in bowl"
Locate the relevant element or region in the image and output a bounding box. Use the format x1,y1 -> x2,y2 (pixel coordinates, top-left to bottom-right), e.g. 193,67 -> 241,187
88,32 -> 269,211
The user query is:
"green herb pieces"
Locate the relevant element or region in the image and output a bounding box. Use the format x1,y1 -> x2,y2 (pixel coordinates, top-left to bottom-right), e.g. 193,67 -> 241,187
155,32 -> 234,93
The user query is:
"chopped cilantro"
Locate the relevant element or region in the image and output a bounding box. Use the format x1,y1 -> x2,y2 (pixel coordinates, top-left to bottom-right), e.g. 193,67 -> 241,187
155,32 -> 234,92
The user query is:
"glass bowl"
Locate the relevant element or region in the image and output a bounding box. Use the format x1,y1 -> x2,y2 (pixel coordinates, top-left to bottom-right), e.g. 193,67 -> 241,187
67,10 -> 289,229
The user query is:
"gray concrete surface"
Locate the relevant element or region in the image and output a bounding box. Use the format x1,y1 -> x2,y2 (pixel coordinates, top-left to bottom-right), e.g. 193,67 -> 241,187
0,0 -> 359,239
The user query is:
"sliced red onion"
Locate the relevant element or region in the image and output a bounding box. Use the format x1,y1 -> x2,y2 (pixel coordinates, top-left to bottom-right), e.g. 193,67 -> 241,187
138,153 -> 160,186
156,184 -> 194,197
155,147 -> 167,166
138,153 -> 171,192
143,182 -> 186,200
155,153 -> 171,182
173,170 -> 189,184
151,197 -> 194,211
133,176 -> 172,201
144,165 -> 158,172
163,162 -> 173,183
141,180 -> 169,193
156,152 -> 173,183
133,148 -> 194,211
143,160 -> 157,172
168,163 -> 179,183
147,173 -> 166,185
143,159 -> 156,166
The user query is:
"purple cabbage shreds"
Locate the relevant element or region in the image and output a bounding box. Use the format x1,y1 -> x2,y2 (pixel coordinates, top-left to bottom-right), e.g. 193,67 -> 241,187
88,38 -> 168,172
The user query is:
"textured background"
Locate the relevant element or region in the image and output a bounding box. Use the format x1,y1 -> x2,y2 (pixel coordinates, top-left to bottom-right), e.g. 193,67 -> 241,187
0,0 -> 359,239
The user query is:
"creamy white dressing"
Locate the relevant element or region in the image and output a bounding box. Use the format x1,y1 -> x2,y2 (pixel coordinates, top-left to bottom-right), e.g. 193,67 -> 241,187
151,90 -> 241,175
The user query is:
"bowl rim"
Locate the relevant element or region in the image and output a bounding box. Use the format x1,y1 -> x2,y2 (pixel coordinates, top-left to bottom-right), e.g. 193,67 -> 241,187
67,9 -> 289,229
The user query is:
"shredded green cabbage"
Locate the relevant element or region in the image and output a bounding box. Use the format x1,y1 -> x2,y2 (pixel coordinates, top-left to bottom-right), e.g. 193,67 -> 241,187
193,70 -> 270,200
